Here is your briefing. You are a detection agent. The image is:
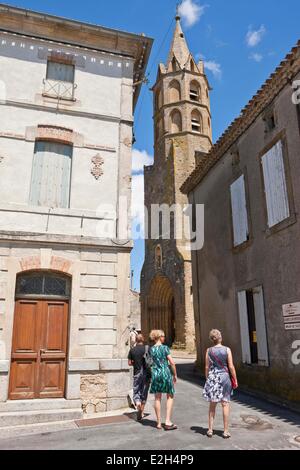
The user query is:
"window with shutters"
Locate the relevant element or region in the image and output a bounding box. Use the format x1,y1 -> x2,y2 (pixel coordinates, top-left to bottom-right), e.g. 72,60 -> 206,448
230,175 -> 250,247
29,141 -> 73,209
43,60 -> 76,100
261,140 -> 290,228
237,287 -> 269,367
190,81 -> 201,102
191,109 -> 202,133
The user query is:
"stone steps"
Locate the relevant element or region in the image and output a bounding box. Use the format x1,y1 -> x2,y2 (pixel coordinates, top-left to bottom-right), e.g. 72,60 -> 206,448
0,408 -> 83,428
0,399 -> 82,413
0,399 -> 83,428
0,419 -> 77,441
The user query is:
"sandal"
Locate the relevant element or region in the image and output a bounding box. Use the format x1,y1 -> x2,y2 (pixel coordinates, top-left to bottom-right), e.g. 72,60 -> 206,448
164,423 -> 178,431
207,430 -> 213,438
222,432 -> 231,439
156,424 -> 163,430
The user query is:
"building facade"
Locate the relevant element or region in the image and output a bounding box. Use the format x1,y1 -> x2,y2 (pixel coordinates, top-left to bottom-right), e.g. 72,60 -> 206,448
0,5 -> 152,417
182,42 -> 300,403
141,16 -> 212,351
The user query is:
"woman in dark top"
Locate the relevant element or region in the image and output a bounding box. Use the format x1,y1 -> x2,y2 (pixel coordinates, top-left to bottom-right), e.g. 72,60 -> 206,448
128,334 -> 150,421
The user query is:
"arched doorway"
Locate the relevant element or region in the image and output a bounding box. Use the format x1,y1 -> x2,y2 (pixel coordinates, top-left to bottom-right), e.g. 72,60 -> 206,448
147,276 -> 175,347
9,271 -> 71,400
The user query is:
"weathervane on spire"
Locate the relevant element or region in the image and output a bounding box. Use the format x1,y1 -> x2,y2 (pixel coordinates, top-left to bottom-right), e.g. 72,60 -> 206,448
176,2 -> 181,21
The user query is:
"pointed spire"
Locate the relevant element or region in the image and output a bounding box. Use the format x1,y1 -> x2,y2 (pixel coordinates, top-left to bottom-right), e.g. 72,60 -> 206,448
167,15 -> 191,69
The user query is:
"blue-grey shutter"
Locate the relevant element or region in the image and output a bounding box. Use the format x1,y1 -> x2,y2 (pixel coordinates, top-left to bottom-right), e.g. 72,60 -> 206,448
47,62 -> 75,83
238,291 -> 252,364
230,175 -> 249,247
253,286 -> 269,366
261,140 -> 290,228
29,141 -> 72,208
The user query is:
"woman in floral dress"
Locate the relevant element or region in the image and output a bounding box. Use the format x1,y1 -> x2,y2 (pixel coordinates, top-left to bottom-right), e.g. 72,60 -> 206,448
203,329 -> 238,439
149,330 -> 178,431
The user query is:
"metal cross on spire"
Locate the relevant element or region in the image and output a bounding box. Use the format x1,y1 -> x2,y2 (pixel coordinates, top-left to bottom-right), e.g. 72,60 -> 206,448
176,1 -> 181,21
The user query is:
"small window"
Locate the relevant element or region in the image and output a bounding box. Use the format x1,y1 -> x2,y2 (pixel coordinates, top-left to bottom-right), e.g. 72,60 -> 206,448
47,61 -> 75,83
29,141 -> 73,209
172,57 -> 177,72
261,140 -> 290,228
44,60 -> 76,100
155,246 -> 163,270
190,81 -> 201,102
191,109 -> 202,133
264,114 -> 276,133
230,175 -> 249,247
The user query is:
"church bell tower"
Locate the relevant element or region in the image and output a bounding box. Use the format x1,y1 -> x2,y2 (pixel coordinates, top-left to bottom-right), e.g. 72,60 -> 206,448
141,14 -> 212,351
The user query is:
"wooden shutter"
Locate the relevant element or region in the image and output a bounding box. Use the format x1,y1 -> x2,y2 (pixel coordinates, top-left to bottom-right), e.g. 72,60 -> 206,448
30,141 -> 72,209
261,140 -> 290,228
230,175 -> 249,247
47,61 -> 75,83
253,286 -> 269,366
237,291 -> 252,364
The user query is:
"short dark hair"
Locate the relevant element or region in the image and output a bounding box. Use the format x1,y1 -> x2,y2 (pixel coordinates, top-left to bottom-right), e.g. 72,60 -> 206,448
136,334 -> 144,344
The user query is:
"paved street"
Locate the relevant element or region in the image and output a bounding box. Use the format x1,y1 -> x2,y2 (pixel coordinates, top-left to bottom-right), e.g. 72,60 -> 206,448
0,360 -> 299,450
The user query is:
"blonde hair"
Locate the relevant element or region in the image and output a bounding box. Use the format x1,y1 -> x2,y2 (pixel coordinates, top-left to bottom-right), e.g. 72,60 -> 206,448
209,329 -> 222,345
149,330 -> 164,343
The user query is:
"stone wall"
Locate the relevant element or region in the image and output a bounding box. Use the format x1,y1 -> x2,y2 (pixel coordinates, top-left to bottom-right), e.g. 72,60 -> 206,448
189,74 -> 300,403
0,243 -> 131,409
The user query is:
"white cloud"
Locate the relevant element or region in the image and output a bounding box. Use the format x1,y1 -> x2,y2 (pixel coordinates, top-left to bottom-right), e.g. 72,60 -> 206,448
132,149 -> 153,174
250,52 -> 263,63
246,25 -> 266,47
131,173 -> 145,237
204,60 -> 222,78
178,0 -> 206,28
131,149 -> 153,237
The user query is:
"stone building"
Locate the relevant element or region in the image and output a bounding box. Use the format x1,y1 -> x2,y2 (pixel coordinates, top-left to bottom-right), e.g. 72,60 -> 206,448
141,16 -> 212,351
181,41 -> 300,403
129,290 -> 141,331
0,4 -> 152,422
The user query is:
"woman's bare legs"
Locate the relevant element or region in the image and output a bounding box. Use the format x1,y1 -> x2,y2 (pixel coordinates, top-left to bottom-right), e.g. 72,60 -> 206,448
154,393 -> 162,428
165,394 -> 174,426
208,402 -> 217,433
222,401 -> 230,435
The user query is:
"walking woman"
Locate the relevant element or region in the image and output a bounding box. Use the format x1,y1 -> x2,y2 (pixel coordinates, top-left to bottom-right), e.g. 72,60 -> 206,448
149,330 -> 177,431
128,334 -> 151,421
203,329 -> 238,439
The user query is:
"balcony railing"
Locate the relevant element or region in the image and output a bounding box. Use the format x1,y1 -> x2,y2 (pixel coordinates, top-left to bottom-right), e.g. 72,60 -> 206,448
43,79 -> 77,101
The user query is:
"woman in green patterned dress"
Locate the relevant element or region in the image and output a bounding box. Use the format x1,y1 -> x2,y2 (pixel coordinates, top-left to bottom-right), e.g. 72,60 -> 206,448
149,330 -> 178,431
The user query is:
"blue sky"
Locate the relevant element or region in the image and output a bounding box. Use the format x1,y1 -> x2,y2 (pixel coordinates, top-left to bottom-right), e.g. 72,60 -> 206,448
4,0 -> 300,290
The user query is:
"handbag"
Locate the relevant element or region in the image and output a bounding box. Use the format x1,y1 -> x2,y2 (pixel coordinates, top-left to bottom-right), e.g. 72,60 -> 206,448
143,345 -> 153,376
209,348 -> 238,390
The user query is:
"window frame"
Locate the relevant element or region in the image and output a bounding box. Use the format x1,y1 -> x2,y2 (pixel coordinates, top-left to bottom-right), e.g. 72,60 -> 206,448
258,131 -> 296,236
46,60 -> 75,84
237,286 -> 270,368
29,139 -> 73,210
229,170 -> 252,251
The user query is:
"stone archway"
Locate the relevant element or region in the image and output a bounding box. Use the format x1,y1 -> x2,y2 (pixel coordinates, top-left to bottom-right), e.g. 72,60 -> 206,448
147,276 -> 175,347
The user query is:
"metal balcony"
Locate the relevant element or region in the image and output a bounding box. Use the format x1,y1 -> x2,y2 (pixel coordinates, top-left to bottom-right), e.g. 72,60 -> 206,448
43,79 -> 77,101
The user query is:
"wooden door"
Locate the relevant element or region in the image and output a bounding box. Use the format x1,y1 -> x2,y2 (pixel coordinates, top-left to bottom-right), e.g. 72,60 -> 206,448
9,299 -> 69,400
